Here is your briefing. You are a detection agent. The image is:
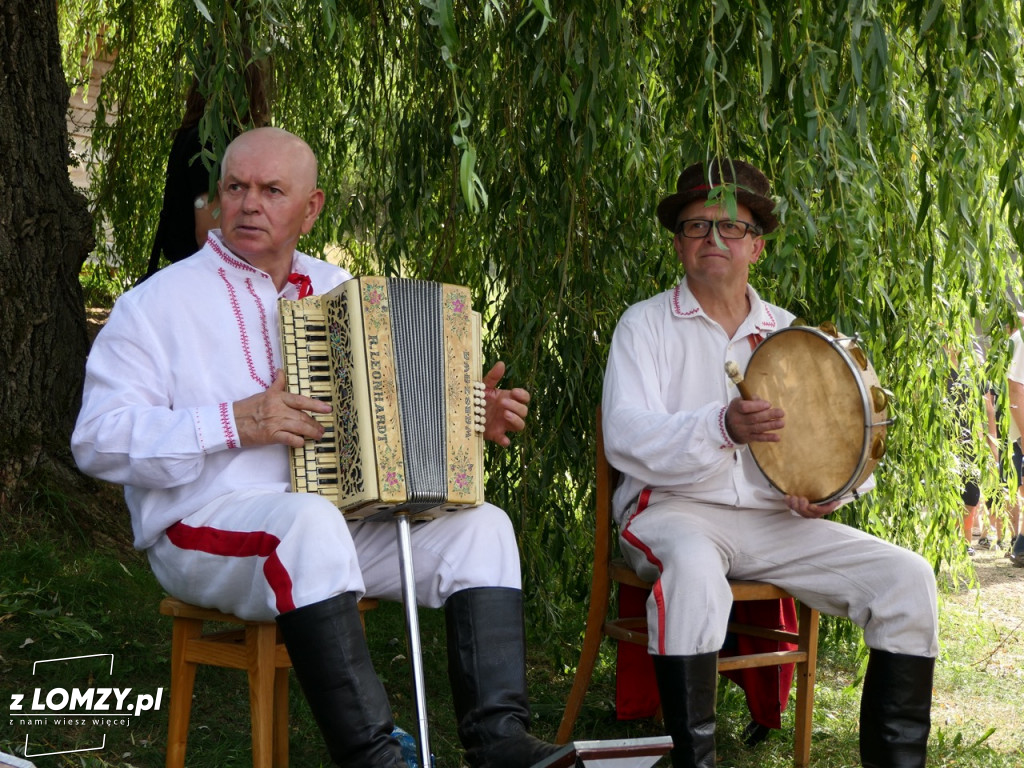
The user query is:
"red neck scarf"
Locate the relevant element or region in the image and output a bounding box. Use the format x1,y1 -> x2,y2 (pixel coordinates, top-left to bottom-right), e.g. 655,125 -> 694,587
287,272 -> 313,298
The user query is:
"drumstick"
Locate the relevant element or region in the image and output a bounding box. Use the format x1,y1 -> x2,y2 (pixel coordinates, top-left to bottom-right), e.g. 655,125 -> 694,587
724,360 -> 754,400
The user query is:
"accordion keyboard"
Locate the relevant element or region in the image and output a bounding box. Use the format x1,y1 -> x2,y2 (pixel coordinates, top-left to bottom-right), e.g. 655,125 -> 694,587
280,308 -> 340,504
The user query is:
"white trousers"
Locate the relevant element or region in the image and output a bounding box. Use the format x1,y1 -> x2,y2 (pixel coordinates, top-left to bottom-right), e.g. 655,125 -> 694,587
619,492 -> 939,658
148,490 -> 521,621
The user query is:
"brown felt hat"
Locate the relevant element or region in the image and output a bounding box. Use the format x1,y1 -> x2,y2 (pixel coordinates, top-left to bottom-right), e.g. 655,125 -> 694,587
656,159 -> 779,234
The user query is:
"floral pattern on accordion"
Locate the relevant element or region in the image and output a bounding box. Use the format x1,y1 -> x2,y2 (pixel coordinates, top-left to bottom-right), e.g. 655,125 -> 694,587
327,291 -> 370,504
358,279 -> 407,503
443,286 -> 481,501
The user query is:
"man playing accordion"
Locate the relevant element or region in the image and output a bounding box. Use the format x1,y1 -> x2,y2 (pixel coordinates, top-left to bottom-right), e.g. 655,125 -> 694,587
72,127 -> 558,768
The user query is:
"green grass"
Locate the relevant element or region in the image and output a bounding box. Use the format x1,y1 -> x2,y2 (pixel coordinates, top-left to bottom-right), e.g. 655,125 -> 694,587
2,502 -> 1022,767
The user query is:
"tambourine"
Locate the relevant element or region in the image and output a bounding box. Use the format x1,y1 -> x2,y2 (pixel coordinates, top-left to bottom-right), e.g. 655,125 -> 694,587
725,323 -> 891,503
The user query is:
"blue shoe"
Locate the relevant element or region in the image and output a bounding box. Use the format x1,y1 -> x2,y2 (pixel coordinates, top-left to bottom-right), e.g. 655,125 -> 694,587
392,727 -> 419,768
392,727 -> 436,768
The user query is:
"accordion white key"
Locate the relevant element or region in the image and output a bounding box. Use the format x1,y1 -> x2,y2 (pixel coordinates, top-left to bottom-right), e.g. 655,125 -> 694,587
279,276 -> 487,521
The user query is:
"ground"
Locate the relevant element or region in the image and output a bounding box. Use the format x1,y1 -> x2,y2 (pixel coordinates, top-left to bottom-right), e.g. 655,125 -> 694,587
934,538 -> 1023,752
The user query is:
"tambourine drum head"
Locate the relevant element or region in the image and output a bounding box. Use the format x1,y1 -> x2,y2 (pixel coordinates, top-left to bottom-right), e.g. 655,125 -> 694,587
744,327 -> 876,503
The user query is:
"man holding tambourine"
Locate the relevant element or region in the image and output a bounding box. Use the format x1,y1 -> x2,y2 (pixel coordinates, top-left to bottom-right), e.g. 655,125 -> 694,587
601,158 -> 939,768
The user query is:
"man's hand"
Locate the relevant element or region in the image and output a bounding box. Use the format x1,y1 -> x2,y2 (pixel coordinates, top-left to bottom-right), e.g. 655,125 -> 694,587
785,495 -> 841,519
481,361 -> 530,447
233,371 -> 332,448
724,396 -> 785,444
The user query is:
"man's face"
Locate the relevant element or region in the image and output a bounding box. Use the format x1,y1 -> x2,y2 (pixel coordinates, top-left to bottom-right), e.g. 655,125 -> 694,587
672,198 -> 765,285
218,131 -> 323,270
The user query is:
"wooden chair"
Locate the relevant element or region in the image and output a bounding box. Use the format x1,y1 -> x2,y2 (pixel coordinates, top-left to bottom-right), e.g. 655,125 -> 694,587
159,595 -> 378,768
556,410 -> 820,768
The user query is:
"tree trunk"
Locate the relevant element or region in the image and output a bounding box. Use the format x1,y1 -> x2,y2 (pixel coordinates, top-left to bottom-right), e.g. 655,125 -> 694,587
0,0 -> 94,511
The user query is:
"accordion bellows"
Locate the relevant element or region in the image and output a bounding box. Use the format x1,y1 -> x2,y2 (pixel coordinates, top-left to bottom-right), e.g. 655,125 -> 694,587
280,277 -> 486,520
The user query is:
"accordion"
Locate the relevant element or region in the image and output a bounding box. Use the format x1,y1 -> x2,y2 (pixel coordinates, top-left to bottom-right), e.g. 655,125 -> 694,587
279,276 -> 487,521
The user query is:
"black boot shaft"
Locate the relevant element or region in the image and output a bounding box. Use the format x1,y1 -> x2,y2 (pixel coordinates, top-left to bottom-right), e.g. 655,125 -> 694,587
445,587 -> 560,768
859,649 -> 935,768
277,593 -> 406,768
651,653 -> 718,768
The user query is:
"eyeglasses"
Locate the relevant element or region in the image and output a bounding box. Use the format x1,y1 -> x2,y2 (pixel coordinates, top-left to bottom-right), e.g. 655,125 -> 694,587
674,218 -> 762,239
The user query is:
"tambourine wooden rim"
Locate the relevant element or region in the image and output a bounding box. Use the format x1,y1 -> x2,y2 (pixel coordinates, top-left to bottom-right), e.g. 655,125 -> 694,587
742,325 -> 889,504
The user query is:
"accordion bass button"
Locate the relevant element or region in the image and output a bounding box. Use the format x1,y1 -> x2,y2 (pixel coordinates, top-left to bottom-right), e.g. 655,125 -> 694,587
471,380 -> 487,433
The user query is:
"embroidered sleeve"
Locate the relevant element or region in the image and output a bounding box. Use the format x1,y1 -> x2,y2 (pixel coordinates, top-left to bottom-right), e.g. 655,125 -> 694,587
192,403 -> 241,452
715,405 -> 737,451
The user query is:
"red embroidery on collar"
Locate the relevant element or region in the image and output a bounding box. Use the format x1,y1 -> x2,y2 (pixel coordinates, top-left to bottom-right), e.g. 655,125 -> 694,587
672,284 -> 701,317
210,237 -> 262,276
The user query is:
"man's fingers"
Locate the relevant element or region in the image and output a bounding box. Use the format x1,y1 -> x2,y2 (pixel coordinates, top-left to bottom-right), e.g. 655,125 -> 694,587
274,415 -> 325,447
284,392 -> 332,414
501,409 -> 526,432
269,369 -> 288,391
482,360 -> 506,390
785,495 -> 840,518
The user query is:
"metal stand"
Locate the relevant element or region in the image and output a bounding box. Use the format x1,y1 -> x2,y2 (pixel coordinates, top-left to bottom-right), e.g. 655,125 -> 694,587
395,512 -> 432,768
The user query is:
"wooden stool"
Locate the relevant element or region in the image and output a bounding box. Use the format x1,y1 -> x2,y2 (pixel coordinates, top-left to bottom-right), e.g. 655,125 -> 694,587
159,596 -> 378,768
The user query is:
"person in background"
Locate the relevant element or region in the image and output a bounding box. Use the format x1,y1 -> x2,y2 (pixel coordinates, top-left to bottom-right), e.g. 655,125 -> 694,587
143,59 -> 272,279
601,157 -> 939,768
1005,315 -> 1024,566
945,344 -> 999,557
73,127 -> 559,768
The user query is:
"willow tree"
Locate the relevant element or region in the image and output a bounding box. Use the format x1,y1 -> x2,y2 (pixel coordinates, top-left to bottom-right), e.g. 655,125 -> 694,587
0,0 -> 93,510
60,0 -> 1024,652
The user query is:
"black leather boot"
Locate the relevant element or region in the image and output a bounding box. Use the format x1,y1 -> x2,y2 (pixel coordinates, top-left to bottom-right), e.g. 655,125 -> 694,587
651,653 -> 718,768
859,649 -> 935,768
444,587 -> 560,768
276,593 -> 406,767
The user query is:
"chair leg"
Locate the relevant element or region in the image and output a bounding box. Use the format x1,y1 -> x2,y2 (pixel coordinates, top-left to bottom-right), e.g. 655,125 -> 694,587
273,667 -> 290,768
556,577 -> 612,743
793,603 -> 819,768
165,618 -> 201,768
247,622 -> 278,768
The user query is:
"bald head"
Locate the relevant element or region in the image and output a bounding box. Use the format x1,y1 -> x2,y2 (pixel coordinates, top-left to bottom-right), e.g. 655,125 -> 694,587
221,127 -> 318,189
